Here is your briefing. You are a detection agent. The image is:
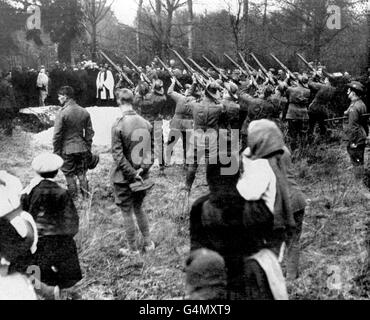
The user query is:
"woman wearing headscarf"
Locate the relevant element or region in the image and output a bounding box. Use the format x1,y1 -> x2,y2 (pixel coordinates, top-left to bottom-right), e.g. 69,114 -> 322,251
188,120 -> 294,300
237,119 -> 305,281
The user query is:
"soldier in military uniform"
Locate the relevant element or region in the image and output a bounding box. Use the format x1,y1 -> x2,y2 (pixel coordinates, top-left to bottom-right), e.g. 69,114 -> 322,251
284,76 -> 311,150
344,81 -> 369,181
139,80 -> 167,174
238,87 -> 278,150
111,89 -> 155,255
0,71 -> 18,136
185,82 -> 224,192
166,77 -> 196,167
53,86 -> 95,200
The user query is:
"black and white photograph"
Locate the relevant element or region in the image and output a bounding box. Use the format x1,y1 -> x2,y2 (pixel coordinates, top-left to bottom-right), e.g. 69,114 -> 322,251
0,0 -> 370,303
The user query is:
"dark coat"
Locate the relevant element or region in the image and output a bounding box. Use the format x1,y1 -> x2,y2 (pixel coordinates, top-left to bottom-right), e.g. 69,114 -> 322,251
168,90 -> 194,131
220,98 -> 241,130
111,109 -> 153,184
239,93 -> 277,122
285,86 -> 311,120
21,180 -> 79,237
53,99 -> 94,156
346,98 -> 368,145
190,96 -> 224,131
308,82 -> 335,115
190,194 -> 277,299
139,92 -> 167,125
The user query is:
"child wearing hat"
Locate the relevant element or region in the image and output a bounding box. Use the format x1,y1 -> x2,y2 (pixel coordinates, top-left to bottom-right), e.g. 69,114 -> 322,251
21,153 -> 82,297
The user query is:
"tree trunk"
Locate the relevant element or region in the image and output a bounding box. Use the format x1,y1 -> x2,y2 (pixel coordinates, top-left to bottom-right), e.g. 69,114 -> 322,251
243,0 -> 249,50
313,28 -> 321,64
91,0 -> 97,61
136,0 -> 144,63
164,4 -> 174,59
154,0 -> 163,57
187,0 -> 193,58
262,0 -> 267,29
368,9 -> 370,68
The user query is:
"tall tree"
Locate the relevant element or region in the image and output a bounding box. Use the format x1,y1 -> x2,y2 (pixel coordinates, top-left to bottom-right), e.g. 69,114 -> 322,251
81,0 -> 114,60
368,4 -> 370,68
270,0 -> 351,63
40,0 -> 84,63
136,0 -> 144,63
187,0 -> 193,58
163,0 -> 187,57
243,0 -> 249,49
226,0 -> 244,55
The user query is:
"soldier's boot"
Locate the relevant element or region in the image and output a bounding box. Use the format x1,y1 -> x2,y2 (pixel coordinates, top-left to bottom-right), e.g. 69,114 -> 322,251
77,173 -> 89,199
286,244 -> 300,281
66,176 -> 78,200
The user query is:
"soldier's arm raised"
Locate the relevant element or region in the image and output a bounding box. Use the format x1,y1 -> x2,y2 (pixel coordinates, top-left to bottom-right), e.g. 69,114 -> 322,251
168,77 -> 183,103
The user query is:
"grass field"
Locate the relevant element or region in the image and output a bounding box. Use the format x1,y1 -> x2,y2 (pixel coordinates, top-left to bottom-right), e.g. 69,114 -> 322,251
1,123 -> 370,300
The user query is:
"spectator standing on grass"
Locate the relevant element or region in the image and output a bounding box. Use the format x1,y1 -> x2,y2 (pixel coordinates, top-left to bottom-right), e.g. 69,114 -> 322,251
139,79 -> 167,175
21,153 -> 82,299
111,88 -> 155,255
36,66 -> 49,107
188,148 -> 290,300
344,81 -> 368,182
53,86 -> 95,200
0,71 -> 17,136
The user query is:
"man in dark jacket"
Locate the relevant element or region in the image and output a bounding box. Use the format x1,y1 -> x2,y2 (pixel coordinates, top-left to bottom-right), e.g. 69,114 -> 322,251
111,88 -> 155,254
285,82 -> 311,150
0,71 -> 18,136
139,80 -> 167,174
185,82 -> 224,192
53,86 -> 95,199
344,81 -> 369,180
166,77 -> 195,166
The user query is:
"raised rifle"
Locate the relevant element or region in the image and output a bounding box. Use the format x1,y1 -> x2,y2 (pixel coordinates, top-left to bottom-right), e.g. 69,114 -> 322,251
296,53 -> 332,81
237,53 -> 253,75
188,58 -> 214,81
125,55 -> 151,85
270,53 -> 298,81
325,113 -> 370,122
156,56 -> 183,89
99,50 -> 134,88
171,49 -> 207,87
202,55 -> 229,82
238,52 -> 263,85
250,52 -> 277,85
223,53 -> 249,78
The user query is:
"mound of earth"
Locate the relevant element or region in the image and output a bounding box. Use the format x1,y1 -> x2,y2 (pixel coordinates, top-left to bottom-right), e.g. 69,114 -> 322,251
32,106 -> 184,165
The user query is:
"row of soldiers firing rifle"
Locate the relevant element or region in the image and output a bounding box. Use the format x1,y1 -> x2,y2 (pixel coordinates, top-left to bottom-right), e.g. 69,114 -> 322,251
100,49 -> 369,188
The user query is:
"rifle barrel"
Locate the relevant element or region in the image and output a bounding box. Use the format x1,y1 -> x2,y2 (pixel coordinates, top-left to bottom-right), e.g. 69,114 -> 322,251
171,49 -> 206,87
156,56 -> 183,89
125,55 -> 151,84
202,56 -> 228,81
223,53 -> 248,77
100,50 -> 134,88
188,58 -> 213,80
